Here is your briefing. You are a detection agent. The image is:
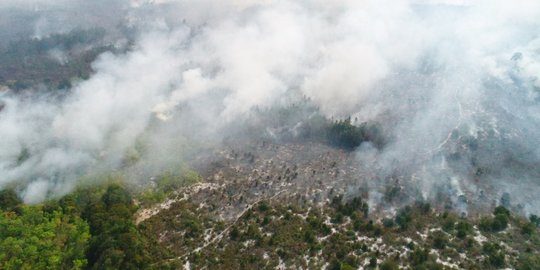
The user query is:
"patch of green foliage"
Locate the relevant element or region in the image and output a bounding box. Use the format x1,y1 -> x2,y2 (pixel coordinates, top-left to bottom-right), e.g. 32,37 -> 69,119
483,242 -> 505,268
395,206 -> 413,230
0,191 -> 90,269
0,180 -> 173,270
517,253 -> 540,270
379,259 -> 399,270
479,206 -> 510,232
326,118 -> 384,150
530,215 -> 540,227
82,184 -> 152,269
138,168 -> 201,206
0,189 -> 21,212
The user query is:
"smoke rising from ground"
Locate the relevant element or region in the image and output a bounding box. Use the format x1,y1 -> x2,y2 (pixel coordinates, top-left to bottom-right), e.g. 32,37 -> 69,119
0,0 -> 539,213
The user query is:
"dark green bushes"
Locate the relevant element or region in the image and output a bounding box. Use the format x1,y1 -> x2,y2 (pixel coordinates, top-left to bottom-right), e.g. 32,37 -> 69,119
483,242 -> 505,268
331,195 -> 369,219
84,184 -> 151,269
326,118 -> 384,150
479,206 -> 510,232
517,253 -> 540,270
0,189 -> 21,212
395,206 -> 413,230
0,199 -> 90,269
456,221 -> 472,238
530,215 -> 540,227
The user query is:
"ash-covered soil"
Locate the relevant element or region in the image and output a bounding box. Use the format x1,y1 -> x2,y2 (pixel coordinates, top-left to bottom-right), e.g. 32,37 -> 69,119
140,139 -> 521,225
134,141 -> 540,269
189,141 -> 360,220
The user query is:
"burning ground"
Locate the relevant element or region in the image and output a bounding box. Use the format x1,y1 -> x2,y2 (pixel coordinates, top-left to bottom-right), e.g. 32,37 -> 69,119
134,140 -> 540,269
138,138 -> 522,225
126,133 -> 539,269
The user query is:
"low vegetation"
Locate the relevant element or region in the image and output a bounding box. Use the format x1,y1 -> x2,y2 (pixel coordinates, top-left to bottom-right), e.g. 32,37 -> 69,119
0,175 -> 539,269
142,194 -> 540,269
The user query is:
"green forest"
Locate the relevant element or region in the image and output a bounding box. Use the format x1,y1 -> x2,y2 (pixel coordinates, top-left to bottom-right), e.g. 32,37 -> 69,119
0,183 -> 166,269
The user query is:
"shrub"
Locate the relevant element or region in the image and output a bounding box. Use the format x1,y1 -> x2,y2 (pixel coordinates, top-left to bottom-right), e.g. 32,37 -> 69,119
304,230 -> 316,244
257,201 -> 270,212
483,243 -> 505,268
0,189 -> 21,212
432,233 -> 448,249
492,214 -> 509,231
395,207 -> 413,230
331,195 -> 369,218
379,259 -> 399,270
517,253 -> 540,270
494,206 -> 510,217
229,227 -> 240,240
487,252 -> 505,268
382,218 -> 395,228
369,257 -> 377,267
530,215 -> 540,227
409,248 -> 429,266
521,222 -> 536,235
479,214 -> 508,232
443,218 -> 455,232
456,221 -> 472,239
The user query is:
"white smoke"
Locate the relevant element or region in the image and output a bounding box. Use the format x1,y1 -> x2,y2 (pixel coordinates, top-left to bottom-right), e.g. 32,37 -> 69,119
0,0 -> 538,210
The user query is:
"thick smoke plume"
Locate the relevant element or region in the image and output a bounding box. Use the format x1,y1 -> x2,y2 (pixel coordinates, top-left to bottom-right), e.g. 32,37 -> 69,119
0,0 -> 539,213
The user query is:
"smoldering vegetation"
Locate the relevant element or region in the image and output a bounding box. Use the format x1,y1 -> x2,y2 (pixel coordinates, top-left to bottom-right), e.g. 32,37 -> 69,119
0,0 -> 539,217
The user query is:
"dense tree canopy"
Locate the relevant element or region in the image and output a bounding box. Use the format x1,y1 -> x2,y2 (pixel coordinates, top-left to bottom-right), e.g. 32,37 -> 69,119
0,203 -> 90,269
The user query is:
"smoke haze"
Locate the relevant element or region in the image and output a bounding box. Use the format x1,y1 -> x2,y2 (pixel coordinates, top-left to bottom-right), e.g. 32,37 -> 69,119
0,0 -> 539,214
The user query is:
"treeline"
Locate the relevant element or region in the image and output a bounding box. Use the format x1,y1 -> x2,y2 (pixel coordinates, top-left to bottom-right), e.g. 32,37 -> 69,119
0,28 -> 114,90
243,102 -> 386,151
0,183 -> 168,269
296,115 -> 385,150
2,28 -> 105,58
0,168 -> 200,269
326,117 -> 384,150
0,189 -> 90,269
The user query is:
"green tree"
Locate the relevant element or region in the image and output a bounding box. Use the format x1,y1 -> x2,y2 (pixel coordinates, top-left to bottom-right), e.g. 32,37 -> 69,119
0,205 -> 90,269
0,189 -> 21,212
84,185 -> 150,269
379,259 -> 399,270
517,254 -> 540,270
